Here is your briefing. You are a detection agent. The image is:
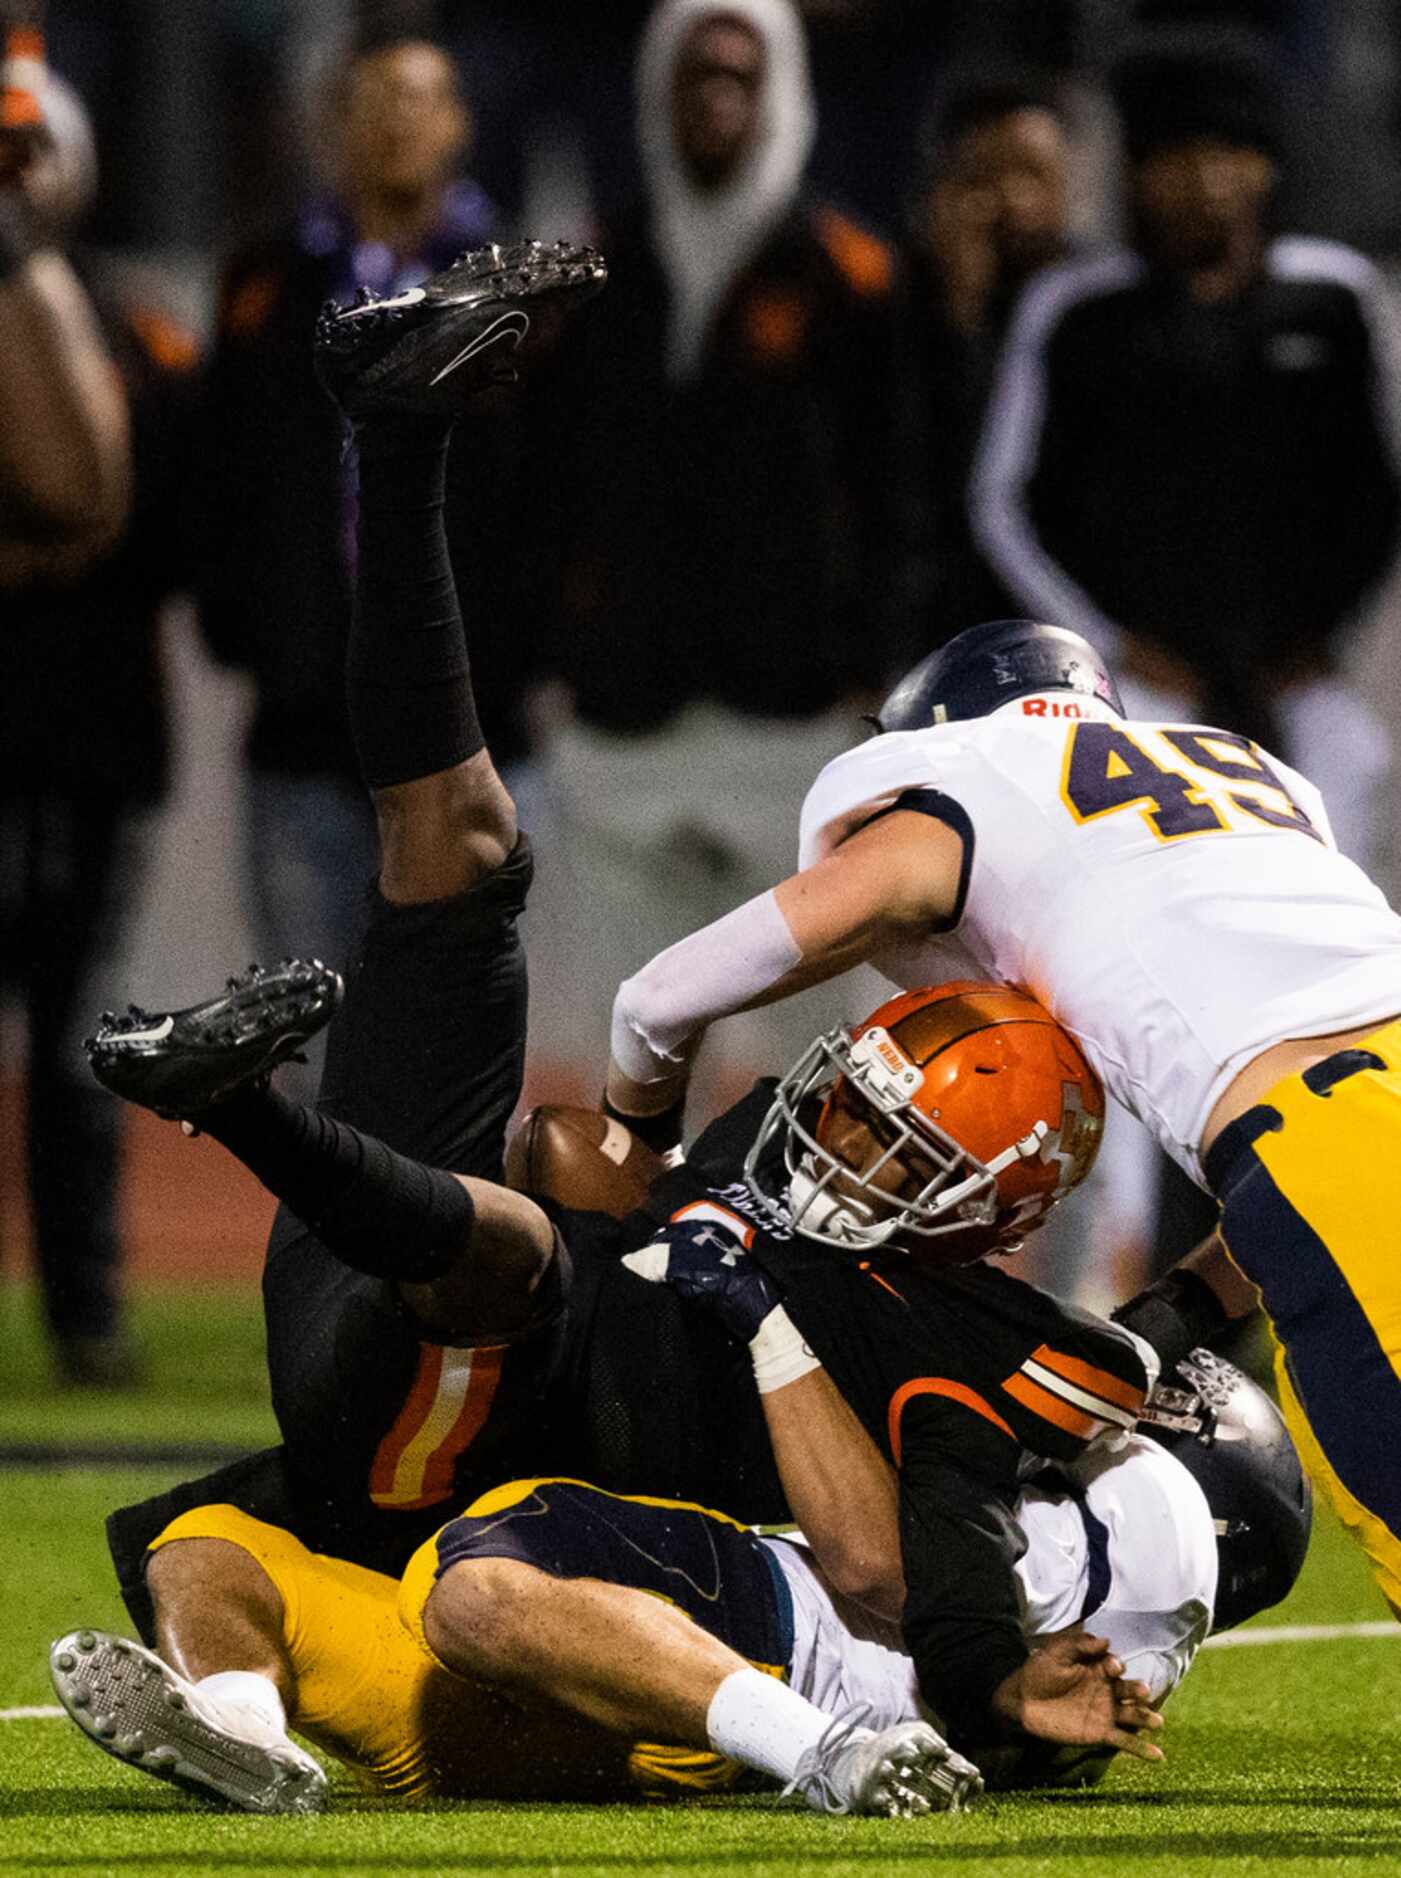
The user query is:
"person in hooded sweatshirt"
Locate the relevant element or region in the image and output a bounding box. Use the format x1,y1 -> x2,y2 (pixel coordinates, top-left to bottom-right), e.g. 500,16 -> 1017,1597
528,0 -> 919,1111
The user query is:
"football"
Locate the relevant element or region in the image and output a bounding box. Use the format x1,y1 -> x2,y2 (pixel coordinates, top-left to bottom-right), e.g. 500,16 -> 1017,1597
504,1104 -> 664,1220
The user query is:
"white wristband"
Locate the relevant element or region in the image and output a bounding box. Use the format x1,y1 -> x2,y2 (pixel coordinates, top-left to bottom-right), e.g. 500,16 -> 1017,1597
749,1303 -> 821,1395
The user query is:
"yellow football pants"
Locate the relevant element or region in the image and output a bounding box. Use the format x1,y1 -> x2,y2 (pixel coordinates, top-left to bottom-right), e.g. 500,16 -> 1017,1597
1216,1018 -> 1401,1618
150,1491 -> 747,1798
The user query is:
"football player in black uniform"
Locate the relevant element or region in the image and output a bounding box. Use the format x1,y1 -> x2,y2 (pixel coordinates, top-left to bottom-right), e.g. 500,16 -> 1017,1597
87,241 -> 1172,1808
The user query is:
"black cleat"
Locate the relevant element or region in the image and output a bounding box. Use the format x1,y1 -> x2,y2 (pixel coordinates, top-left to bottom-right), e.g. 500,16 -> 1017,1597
314,237 -> 606,418
85,960 -> 343,1118
55,1332 -> 143,1393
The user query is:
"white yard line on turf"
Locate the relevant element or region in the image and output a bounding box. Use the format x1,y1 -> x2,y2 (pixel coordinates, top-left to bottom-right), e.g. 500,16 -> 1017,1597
1205,1620 -> 1398,1648
0,1622 -> 1388,1717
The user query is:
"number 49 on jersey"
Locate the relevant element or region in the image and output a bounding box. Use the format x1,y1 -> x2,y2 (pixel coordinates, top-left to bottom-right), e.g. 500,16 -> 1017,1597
1061,722 -> 1320,845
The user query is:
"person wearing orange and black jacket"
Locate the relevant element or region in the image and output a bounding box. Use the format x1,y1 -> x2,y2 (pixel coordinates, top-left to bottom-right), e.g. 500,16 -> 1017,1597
0,78 -> 197,1388
530,0 -> 921,1097
194,27 -> 529,1032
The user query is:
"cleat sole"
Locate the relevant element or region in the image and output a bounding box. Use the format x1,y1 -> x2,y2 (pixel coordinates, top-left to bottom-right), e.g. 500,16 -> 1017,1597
49,1630 -> 327,1816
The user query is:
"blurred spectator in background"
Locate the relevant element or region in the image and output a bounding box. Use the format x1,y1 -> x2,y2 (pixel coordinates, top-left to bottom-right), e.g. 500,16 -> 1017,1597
0,13 -> 128,582
971,33 -> 1401,1281
196,22 -> 534,1090
532,0 -> 915,1103
904,72 -> 1074,639
973,35 -> 1401,869
0,73 -> 196,1388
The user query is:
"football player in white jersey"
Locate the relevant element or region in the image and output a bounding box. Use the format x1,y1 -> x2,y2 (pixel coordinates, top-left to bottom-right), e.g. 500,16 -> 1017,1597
58,1353 -> 1295,1813
605,616 -> 1401,1622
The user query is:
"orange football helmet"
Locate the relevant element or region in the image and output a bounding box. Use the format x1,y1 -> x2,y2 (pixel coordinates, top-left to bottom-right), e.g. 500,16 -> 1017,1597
743,981 -> 1104,1265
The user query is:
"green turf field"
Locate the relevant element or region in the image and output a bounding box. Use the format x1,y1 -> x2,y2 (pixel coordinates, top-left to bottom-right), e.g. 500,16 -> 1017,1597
3,1282 -> 1400,1876
0,1279 -> 277,1453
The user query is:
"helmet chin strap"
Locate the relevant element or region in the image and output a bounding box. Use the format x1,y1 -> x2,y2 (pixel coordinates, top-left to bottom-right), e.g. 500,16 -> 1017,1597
983,1119 -> 1051,1174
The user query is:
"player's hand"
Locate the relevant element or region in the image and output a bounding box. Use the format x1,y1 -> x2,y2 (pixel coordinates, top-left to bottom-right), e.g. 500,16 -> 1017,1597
990,1628 -> 1165,1762
622,1206 -> 781,1342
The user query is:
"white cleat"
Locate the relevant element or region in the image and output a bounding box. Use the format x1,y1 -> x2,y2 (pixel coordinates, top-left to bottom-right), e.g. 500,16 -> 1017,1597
783,1712 -> 983,1818
49,1629 -> 327,1815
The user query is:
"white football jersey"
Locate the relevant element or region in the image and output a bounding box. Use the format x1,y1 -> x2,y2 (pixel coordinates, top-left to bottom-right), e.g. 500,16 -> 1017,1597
798,700 -> 1401,1179
767,1432 -> 1216,1720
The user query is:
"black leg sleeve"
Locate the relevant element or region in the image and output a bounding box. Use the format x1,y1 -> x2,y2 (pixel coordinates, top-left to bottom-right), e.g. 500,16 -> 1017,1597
346,415 -> 483,789
200,1084 -> 475,1282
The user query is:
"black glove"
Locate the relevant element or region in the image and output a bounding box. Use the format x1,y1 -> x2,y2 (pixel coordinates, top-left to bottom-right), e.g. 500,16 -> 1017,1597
1112,1268 -> 1230,1373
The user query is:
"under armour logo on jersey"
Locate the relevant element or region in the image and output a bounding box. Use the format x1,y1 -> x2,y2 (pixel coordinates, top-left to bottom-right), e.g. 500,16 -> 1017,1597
429,309 -> 530,385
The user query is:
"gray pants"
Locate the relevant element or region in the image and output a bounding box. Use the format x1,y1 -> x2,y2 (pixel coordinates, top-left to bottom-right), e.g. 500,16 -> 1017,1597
528,702 -> 888,1115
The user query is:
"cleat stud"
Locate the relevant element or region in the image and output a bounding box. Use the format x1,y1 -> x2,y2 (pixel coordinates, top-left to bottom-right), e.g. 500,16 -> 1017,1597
77,1632 -> 96,1652
96,1718 -> 117,1739
55,1653 -> 75,1673
70,1690 -> 90,1709
165,1690 -> 186,1710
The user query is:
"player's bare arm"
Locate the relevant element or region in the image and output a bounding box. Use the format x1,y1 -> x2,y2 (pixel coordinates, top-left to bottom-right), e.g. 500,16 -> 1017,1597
623,1207 -> 905,1611
0,2 -> 130,566
754,1367 -> 904,1616
0,248 -> 131,567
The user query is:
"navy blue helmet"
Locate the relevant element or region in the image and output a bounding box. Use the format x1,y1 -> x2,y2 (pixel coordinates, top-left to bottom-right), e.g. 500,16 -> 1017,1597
1139,1348 -> 1312,1633
877,618 -> 1123,733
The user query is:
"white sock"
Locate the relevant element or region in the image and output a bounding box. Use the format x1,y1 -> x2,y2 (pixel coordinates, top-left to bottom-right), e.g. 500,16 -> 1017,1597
194,1670 -> 289,1738
705,1667 -> 835,1783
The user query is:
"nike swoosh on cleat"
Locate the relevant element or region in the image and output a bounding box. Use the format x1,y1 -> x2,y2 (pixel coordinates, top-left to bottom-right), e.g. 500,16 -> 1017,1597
105,1016 -> 174,1048
339,286 -> 427,322
429,310 -> 530,386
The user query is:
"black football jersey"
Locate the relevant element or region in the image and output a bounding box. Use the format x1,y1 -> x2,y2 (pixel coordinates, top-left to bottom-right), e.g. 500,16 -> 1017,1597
260,1204 -> 786,1581
637,1083 -> 1154,1738
259,1080 -> 1147,1737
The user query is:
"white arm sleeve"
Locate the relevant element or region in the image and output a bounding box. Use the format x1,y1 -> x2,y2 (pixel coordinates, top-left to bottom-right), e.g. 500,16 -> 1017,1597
610,888 -> 803,1085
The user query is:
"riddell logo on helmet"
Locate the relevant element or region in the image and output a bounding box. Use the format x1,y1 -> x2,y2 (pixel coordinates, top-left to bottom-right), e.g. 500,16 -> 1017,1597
851,1028 -> 924,1097
1021,697 -> 1084,718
